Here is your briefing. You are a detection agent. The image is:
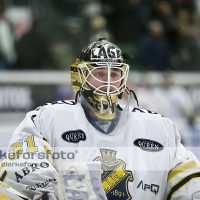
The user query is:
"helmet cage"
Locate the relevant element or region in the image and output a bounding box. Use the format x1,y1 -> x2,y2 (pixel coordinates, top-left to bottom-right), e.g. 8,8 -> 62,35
78,61 -> 129,98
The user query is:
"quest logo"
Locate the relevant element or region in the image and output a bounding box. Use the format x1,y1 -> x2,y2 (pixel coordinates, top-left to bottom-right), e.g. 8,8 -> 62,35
62,130 -> 86,143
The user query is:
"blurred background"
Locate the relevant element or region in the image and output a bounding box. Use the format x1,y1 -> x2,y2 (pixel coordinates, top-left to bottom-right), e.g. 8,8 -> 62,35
0,0 -> 200,159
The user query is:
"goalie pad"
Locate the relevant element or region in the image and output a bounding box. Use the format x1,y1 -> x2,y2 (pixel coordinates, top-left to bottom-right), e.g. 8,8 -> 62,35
57,162 -> 108,200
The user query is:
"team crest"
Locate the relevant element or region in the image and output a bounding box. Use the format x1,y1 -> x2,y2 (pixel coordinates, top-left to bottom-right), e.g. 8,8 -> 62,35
93,149 -> 133,200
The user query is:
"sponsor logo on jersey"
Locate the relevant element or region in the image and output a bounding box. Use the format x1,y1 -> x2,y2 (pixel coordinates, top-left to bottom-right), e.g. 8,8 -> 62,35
62,130 -> 86,143
137,180 -> 159,195
26,178 -> 56,191
15,162 -> 49,183
93,149 -> 133,200
134,139 -> 163,152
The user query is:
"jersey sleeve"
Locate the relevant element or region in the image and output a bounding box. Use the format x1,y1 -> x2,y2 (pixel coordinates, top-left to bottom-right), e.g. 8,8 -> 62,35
164,121 -> 200,200
0,107 -> 58,200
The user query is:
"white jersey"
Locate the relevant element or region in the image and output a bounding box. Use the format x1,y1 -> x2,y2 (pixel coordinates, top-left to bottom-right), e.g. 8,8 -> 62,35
1,100 -> 200,200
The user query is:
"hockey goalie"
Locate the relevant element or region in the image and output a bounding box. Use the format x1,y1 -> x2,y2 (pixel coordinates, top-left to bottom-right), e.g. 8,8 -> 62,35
1,38 -> 200,200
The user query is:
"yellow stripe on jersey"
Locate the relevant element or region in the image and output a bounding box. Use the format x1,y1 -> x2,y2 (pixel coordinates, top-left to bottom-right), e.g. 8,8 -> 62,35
0,161 -> 6,172
166,170 -> 200,200
168,160 -> 197,182
43,138 -> 55,165
0,192 -> 29,200
16,195 -> 29,200
0,171 -> 7,182
0,193 -> 9,199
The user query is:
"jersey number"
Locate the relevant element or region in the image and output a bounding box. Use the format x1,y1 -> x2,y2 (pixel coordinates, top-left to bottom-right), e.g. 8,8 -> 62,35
8,135 -> 38,160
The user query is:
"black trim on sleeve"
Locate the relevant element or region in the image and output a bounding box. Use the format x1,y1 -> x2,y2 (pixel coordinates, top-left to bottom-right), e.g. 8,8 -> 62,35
43,137 -> 48,143
167,172 -> 200,200
41,192 -> 49,200
0,170 -> 7,181
16,195 -> 29,200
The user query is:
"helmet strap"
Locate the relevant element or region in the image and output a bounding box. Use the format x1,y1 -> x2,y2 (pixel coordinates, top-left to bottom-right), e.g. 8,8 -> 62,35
82,89 -> 93,99
125,87 -> 140,107
75,90 -> 81,103
106,94 -> 114,114
118,92 -> 123,99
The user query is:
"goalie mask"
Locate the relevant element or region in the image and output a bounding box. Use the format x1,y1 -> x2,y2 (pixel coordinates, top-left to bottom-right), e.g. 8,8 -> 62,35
70,38 -> 132,134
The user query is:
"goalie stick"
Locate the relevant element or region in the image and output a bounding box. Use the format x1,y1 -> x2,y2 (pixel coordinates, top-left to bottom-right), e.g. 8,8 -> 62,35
0,181 -> 30,200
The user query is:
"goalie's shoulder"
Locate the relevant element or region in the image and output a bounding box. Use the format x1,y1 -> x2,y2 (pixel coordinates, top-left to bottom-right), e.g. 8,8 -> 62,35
26,100 -> 81,127
117,104 -> 163,117
129,106 -> 174,124
27,100 -> 80,118
34,100 -> 77,112
130,107 -> 163,117
124,107 -> 176,134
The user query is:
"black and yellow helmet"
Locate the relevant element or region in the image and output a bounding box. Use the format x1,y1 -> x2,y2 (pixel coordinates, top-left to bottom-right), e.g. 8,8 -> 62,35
70,38 -> 132,114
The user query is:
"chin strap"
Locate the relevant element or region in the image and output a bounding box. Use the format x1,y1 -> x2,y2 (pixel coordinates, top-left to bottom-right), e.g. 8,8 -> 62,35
118,92 -> 123,99
75,90 -> 81,103
125,87 -> 139,107
106,94 -> 115,114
